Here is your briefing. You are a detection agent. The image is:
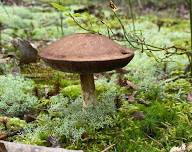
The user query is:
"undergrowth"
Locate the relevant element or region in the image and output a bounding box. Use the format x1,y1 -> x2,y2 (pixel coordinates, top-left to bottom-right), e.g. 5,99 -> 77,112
15,89 -> 117,146
0,75 -> 38,117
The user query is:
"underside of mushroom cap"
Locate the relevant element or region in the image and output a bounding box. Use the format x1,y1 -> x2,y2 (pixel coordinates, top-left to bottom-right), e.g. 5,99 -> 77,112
39,33 -> 134,73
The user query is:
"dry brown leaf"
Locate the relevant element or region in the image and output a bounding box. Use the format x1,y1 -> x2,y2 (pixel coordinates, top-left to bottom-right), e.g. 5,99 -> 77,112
0,117 -> 8,124
137,98 -> 150,106
127,95 -> 135,104
187,93 -> 192,103
187,142 -> 192,151
109,0 -> 118,12
126,80 -> 139,90
47,135 -> 60,148
131,111 -> 145,120
0,132 -> 7,140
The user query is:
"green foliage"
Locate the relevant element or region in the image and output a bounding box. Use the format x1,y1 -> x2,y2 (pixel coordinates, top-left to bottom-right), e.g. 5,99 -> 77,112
50,2 -> 69,11
16,90 -> 116,144
0,75 -> 38,117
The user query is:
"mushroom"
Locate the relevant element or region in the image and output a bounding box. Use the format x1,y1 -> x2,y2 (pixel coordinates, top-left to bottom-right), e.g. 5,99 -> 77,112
39,33 -> 134,108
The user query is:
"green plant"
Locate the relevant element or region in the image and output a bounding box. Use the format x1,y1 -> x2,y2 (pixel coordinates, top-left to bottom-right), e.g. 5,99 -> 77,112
0,75 -> 38,117
16,90 -> 117,144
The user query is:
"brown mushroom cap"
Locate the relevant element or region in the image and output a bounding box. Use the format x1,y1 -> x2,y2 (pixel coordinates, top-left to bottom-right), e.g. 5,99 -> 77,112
39,33 -> 134,73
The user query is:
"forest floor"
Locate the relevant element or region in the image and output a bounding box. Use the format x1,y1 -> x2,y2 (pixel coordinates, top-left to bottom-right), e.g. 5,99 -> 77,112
0,1 -> 192,152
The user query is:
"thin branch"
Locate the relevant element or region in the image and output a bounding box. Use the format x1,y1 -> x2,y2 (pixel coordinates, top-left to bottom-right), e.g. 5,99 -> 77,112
101,20 -> 115,38
101,144 -> 115,152
69,7 -> 189,63
69,13 -> 100,34
113,11 -> 138,48
145,134 -> 164,148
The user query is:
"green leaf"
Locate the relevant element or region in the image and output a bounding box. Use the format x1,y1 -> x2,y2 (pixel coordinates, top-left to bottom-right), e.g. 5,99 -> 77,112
50,2 -> 67,11
73,13 -> 81,17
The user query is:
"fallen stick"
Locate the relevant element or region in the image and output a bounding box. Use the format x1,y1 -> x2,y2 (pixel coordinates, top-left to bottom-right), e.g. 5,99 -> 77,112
0,140 -> 83,152
101,144 -> 115,152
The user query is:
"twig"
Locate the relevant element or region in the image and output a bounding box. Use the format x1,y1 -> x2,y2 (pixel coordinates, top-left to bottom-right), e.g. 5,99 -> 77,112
68,3 -> 189,63
113,11 -> 137,48
162,75 -> 191,84
101,20 -> 115,38
69,13 -> 100,34
101,144 -> 115,152
146,134 -> 164,148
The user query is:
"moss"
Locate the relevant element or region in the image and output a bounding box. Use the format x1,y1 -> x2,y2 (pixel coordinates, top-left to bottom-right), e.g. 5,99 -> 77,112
7,118 -> 27,131
61,85 -> 81,99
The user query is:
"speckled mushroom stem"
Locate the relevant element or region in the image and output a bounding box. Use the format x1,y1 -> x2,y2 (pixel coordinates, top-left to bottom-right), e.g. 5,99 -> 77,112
80,74 -> 96,108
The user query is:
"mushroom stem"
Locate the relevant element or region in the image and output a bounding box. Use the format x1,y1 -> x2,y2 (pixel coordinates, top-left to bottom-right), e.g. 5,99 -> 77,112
80,74 -> 96,108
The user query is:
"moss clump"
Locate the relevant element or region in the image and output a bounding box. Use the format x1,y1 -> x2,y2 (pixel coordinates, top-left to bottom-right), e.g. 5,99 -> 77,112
0,75 -> 38,117
61,85 -> 81,99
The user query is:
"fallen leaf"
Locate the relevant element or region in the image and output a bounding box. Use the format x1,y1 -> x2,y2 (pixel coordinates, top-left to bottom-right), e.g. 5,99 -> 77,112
127,95 -> 135,104
81,132 -> 89,142
126,80 -> 139,90
187,93 -> 192,103
131,111 -> 145,120
0,132 -> 7,140
23,113 -> 37,123
170,143 -> 186,152
137,98 -> 150,106
187,142 -> 192,151
47,135 -> 60,148
11,38 -> 39,64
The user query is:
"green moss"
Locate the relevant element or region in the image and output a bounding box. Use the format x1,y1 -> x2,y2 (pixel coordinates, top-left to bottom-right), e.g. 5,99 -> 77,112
61,85 -> 81,99
7,118 -> 27,131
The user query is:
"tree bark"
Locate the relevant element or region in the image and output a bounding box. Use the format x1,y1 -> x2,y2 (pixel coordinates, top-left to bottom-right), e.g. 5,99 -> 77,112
80,74 -> 96,108
0,140 -> 83,152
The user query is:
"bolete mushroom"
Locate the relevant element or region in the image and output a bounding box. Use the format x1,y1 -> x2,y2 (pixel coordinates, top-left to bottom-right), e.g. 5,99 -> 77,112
39,33 -> 134,108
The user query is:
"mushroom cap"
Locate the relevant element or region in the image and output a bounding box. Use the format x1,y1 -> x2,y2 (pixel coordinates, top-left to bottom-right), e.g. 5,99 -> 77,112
39,33 -> 134,74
